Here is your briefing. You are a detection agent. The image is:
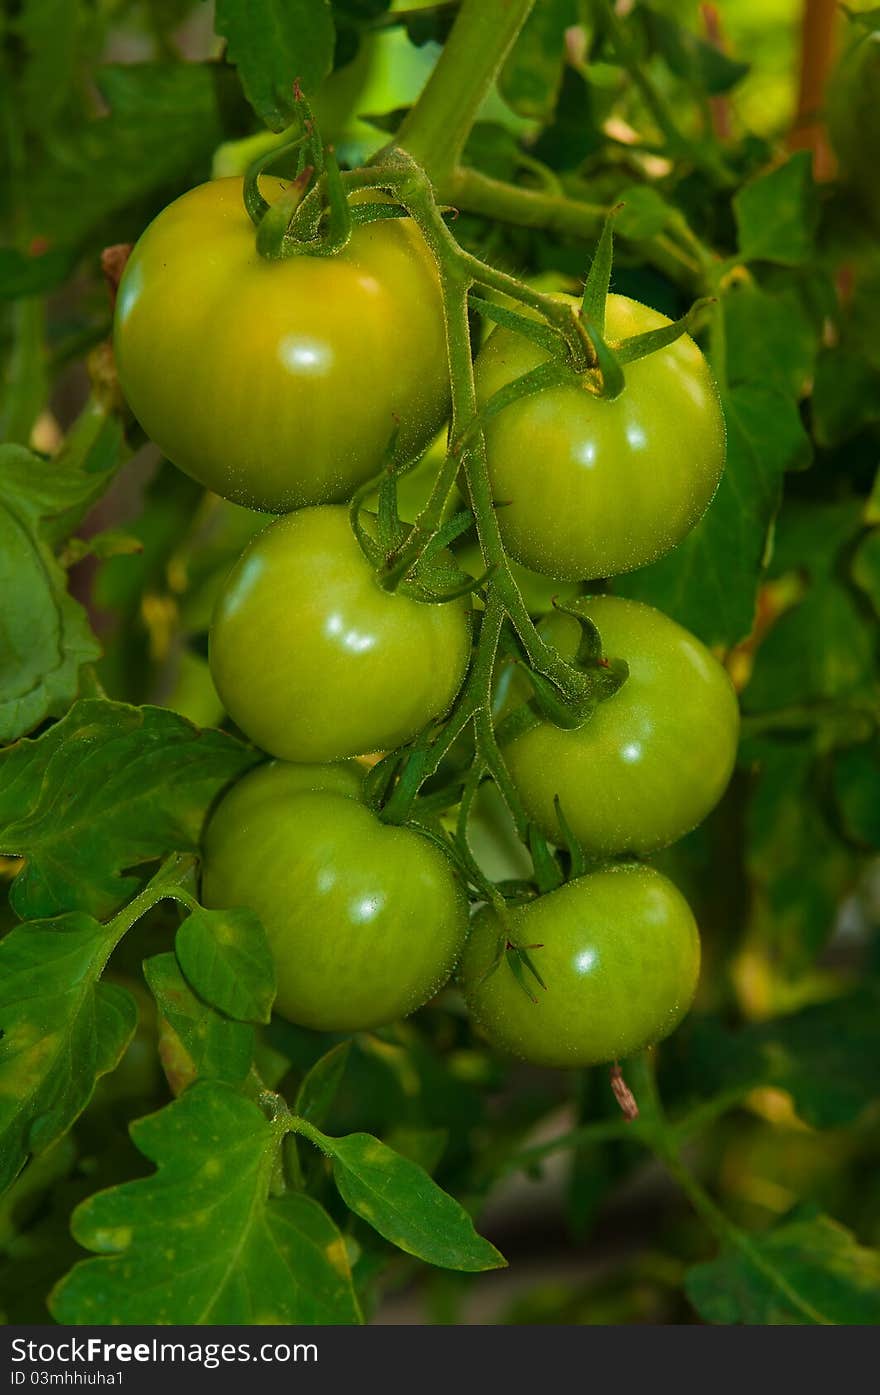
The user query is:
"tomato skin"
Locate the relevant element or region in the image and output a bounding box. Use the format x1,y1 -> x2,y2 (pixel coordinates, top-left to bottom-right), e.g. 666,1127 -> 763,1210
504,596 -> 739,856
114,177 -> 449,512
209,505 -> 471,762
473,293 -> 725,580
460,864 -> 700,1067
201,763 -> 468,1031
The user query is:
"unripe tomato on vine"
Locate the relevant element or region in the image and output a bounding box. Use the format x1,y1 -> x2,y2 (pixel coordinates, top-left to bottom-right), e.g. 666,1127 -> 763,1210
460,863 -> 700,1068
474,293 -> 725,581
502,596 -> 740,857
113,177 -> 450,512
209,505 -> 472,762
201,760 -> 469,1032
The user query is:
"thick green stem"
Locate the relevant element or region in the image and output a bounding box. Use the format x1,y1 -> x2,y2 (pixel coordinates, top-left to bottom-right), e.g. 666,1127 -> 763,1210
395,0 -> 536,182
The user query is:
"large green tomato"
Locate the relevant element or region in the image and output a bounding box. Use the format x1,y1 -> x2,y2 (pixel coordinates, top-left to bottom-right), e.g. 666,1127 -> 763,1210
504,596 -> 739,856
201,761 -> 468,1031
473,293 -> 725,580
114,177 -> 449,512
460,864 -> 700,1067
209,506 -> 471,761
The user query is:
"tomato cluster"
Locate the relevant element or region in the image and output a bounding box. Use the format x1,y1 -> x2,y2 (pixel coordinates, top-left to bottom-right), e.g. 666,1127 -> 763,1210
115,175 -> 739,1070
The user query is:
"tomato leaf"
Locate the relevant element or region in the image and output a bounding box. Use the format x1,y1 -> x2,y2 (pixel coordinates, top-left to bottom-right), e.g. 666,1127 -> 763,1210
0,699 -> 259,921
615,384 -> 812,646
685,1207 -> 880,1325
0,913 -> 136,1194
24,64 -> 244,275
318,1130 -> 506,1272
175,907 -> 276,1025
500,0 -> 578,121
294,1042 -> 352,1126
0,437 -> 129,741
144,954 -> 254,1092
50,1085 -> 363,1324
734,152 -> 819,266
214,0 -> 336,132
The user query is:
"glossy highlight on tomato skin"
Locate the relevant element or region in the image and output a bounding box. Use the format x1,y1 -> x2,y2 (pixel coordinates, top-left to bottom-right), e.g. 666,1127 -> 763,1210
209,505 -> 472,763
113,177 -> 450,513
474,293 -> 726,581
460,864 -> 700,1068
504,595 -> 739,858
201,765 -> 469,1032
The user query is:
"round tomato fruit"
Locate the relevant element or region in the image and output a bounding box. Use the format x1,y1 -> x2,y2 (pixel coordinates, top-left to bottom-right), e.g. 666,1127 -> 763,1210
201,762 -> 468,1031
460,864 -> 700,1067
114,177 -> 449,512
209,505 -> 471,762
503,596 -> 739,856
473,293 -> 725,580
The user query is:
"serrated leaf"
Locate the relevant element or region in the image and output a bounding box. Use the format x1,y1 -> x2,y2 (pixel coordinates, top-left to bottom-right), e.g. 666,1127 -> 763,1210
320,1130 -> 505,1272
214,0 -> 335,132
686,1208 -> 880,1325
500,0 -> 578,121
734,152 -> 818,266
50,1085 -> 362,1324
0,699 -> 259,920
176,906 -> 276,1025
616,385 -> 811,646
0,439 -> 126,741
295,1042 -> 351,1126
0,913 -> 137,1193
144,954 -> 253,1090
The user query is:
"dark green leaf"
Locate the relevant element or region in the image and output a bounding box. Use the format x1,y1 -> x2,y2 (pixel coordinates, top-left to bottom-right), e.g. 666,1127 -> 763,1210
614,184 -> 672,241
0,438 -> 125,741
0,699 -> 259,920
616,385 -> 811,646
144,954 -> 253,1088
50,1085 -> 362,1324
833,740 -> 880,848
176,906 -> 276,1025
686,1208 -> 880,1325
812,346 -> 880,446
744,501 -> 874,711
734,152 -> 818,266
852,527 -> 880,615
639,4 -> 749,95
744,741 -> 859,971
500,0 -> 578,121
214,0 -> 335,131
0,913 -> 136,1193
24,64 -> 241,267
295,1042 -> 352,1126
321,1130 -> 505,1272
680,986 -> 880,1130
724,284 -> 818,399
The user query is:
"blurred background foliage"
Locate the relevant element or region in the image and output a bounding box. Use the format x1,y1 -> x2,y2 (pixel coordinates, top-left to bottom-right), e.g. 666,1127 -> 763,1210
1,0 -> 879,1325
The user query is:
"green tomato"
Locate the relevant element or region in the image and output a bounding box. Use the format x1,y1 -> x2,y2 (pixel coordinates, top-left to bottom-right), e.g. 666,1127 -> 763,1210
460,864 -> 700,1067
209,505 -> 471,762
114,177 -> 449,512
473,293 -> 725,580
504,596 -> 739,856
201,763 -> 468,1031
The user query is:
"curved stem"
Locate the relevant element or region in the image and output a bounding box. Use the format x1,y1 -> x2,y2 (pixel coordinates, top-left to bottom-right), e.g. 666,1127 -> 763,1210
395,0 -> 536,183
